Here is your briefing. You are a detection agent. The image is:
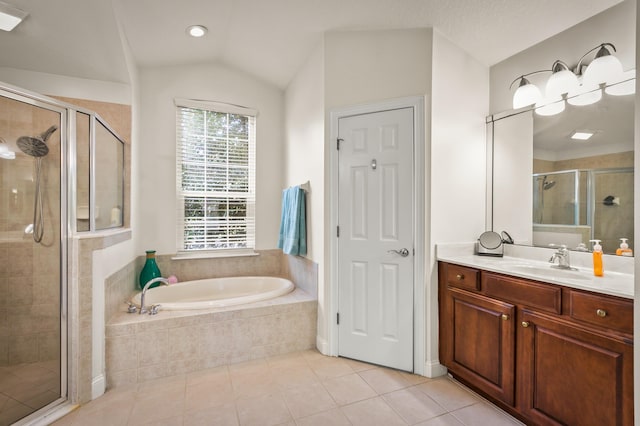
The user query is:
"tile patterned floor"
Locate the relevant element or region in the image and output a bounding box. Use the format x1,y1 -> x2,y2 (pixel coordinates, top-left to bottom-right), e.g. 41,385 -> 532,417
52,350 -> 523,426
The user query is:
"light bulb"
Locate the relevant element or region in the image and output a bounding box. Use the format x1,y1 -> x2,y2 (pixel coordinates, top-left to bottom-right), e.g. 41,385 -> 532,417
605,69 -> 635,96
584,54 -> 624,86
535,97 -> 565,116
546,69 -> 578,98
567,82 -> 602,106
513,79 -> 542,109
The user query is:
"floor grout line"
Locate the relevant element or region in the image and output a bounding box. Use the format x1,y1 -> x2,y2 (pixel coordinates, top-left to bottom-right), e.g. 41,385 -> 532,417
51,351 -> 525,426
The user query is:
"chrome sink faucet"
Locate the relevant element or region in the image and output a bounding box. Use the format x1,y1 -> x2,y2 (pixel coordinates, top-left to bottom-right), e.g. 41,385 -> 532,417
549,245 -> 571,269
139,277 -> 169,314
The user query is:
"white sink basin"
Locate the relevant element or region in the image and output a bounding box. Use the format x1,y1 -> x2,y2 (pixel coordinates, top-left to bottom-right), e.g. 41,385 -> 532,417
506,264 -> 589,280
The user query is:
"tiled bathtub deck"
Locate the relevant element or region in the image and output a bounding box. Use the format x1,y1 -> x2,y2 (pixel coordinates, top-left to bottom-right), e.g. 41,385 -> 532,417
105,288 -> 317,387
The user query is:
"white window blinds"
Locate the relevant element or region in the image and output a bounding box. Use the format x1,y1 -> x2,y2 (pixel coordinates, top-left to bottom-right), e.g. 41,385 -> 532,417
175,99 -> 256,253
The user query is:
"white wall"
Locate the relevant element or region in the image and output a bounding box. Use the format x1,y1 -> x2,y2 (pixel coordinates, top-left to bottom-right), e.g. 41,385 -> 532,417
490,0 -> 636,114
284,43 -> 325,263
137,63 -> 285,254
322,27 -> 433,359
324,29 -> 432,109
492,112 -> 534,243
428,30 -> 489,373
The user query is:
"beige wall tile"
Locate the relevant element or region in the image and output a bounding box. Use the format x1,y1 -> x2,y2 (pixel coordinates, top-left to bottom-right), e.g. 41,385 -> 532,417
105,335 -> 136,373
136,329 -> 168,367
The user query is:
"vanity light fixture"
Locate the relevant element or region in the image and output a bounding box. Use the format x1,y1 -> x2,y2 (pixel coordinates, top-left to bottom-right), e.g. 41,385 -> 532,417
546,60 -> 579,98
570,131 -> 595,141
605,69 -> 636,96
567,82 -> 602,106
579,43 -> 624,87
0,1 -> 28,31
510,72 -> 547,109
186,25 -> 207,38
535,97 -> 565,116
510,42 -> 632,113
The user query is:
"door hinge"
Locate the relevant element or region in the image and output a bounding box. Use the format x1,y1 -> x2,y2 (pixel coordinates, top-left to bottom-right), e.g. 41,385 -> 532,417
337,226 -> 340,237
337,138 -> 343,150
337,312 -> 340,324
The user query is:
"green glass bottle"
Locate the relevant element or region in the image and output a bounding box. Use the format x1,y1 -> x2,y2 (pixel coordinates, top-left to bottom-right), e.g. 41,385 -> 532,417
139,250 -> 162,290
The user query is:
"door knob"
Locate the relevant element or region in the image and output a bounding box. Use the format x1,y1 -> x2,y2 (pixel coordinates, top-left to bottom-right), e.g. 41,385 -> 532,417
388,248 -> 410,257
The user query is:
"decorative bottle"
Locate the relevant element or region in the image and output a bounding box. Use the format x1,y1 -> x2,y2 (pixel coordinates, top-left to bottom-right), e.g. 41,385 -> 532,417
139,250 -> 162,290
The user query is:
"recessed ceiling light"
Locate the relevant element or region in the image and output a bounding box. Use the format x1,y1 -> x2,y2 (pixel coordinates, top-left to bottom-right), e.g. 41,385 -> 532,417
187,25 -> 208,38
0,1 -> 28,31
570,131 -> 595,141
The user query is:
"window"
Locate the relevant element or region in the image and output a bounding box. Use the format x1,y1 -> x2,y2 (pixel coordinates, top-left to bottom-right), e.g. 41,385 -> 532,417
175,99 -> 256,253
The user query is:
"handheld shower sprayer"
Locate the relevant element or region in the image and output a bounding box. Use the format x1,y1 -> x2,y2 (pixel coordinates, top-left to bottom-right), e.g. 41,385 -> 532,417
17,125 -> 59,243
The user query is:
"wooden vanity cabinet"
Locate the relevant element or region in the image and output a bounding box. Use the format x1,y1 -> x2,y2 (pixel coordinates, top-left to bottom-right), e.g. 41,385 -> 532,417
518,309 -> 633,426
438,262 -> 634,426
439,264 -> 516,405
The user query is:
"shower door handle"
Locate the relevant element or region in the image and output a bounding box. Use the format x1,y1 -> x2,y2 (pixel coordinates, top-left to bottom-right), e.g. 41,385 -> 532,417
388,248 -> 410,257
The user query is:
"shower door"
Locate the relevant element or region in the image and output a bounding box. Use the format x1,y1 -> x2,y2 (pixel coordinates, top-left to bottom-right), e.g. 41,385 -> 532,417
0,91 -> 66,425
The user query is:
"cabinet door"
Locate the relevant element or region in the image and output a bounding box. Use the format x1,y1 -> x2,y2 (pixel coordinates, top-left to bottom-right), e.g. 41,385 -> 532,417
440,287 -> 516,405
518,310 -> 633,426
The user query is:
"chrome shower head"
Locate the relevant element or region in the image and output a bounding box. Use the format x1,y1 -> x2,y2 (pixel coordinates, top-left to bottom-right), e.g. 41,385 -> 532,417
16,125 -> 58,157
543,180 -> 556,190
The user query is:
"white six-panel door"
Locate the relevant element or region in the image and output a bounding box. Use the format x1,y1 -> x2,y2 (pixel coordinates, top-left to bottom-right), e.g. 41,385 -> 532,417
337,107 -> 414,372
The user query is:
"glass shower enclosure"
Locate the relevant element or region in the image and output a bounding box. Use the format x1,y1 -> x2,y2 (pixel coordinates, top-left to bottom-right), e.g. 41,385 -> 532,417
0,91 -> 66,425
0,82 -> 125,424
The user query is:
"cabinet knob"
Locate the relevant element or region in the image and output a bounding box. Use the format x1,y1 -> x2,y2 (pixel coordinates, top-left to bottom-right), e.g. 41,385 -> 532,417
596,309 -> 607,318
501,314 -> 509,321
456,274 -> 464,281
521,321 -> 530,328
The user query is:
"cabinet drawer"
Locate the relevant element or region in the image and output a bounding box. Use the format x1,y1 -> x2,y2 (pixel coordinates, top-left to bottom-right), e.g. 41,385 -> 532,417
445,264 -> 479,291
569,291 -> 633,335
482,273 -> 562,314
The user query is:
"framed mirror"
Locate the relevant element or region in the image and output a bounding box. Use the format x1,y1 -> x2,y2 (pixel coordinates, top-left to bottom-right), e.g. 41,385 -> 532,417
488,80 -> 635,255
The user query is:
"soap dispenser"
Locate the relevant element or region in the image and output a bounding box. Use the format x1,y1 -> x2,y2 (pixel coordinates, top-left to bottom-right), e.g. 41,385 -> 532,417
589,240 -> 604,277
616,238 -> 633,256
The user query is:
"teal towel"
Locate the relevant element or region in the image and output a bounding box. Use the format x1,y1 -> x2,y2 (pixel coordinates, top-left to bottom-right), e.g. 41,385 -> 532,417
277,186 -> 307,256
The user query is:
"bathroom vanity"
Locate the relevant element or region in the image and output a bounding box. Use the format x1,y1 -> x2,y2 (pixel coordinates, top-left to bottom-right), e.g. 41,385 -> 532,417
437,248 -> 633,425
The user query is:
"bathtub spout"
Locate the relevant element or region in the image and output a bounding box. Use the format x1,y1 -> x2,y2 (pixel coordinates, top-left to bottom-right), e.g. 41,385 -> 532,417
140,277 -> 170,314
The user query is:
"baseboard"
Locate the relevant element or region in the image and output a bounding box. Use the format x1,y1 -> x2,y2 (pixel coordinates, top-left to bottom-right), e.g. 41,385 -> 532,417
91,374 -> 106,400
316,335 -> 329,355
424,361 -> 448,378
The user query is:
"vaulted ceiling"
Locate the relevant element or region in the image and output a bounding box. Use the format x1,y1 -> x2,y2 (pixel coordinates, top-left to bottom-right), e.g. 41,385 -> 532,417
0,0 -> 623,89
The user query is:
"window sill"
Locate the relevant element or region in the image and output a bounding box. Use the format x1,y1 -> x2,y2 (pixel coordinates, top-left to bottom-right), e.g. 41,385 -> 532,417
171,249 -> 259,260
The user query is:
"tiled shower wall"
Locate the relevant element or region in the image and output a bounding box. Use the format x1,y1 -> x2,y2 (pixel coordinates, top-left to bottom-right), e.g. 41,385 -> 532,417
51,95 -> 132,231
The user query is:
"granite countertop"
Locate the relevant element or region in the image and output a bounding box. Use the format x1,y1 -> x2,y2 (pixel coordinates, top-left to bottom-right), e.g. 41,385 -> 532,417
437,243 -> 634,300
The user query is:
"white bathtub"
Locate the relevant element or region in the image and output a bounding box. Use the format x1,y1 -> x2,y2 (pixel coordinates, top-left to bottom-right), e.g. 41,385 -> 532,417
131,276 -> 295,310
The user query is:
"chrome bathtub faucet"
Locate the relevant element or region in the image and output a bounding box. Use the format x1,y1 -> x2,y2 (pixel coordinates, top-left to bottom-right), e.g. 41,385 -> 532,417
140,277 -> 170,314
